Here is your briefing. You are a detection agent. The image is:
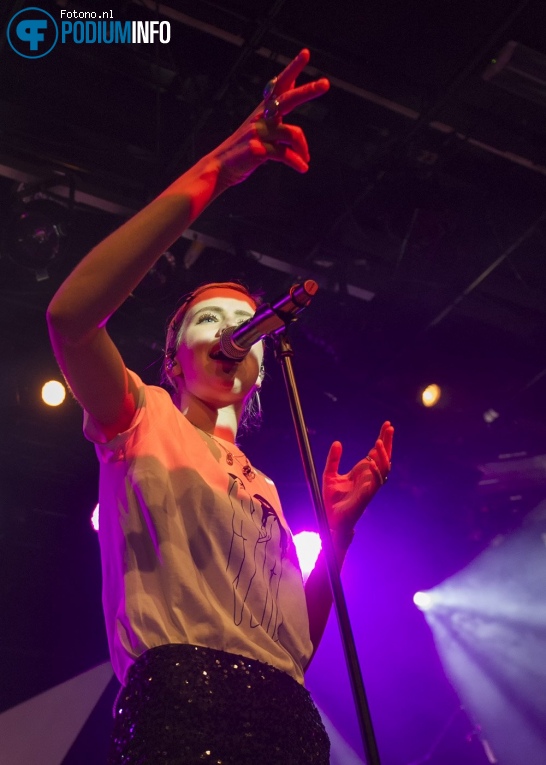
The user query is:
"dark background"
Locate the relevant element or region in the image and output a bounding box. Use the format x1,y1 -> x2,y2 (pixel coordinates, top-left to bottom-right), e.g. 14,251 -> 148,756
1,1 -> 546,763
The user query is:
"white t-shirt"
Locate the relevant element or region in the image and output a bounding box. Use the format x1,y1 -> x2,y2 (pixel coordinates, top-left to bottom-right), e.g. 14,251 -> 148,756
84,371 -> 312,685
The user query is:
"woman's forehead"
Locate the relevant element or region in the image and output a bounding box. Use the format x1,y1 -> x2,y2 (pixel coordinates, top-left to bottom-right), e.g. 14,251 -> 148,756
186,294 -> 256,319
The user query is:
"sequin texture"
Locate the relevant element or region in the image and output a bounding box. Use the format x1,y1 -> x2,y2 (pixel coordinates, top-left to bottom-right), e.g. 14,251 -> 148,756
108,644 -> 330,765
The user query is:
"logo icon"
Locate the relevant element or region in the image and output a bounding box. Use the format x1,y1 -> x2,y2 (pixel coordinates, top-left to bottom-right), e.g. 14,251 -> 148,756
6,7 -> 58,59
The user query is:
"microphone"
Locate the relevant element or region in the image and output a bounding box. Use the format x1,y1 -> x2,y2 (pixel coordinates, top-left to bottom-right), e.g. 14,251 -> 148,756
218,280 -> 319,360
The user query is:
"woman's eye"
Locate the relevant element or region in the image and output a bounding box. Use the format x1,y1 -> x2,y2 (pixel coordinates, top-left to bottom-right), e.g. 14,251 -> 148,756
196,313 -> 218,324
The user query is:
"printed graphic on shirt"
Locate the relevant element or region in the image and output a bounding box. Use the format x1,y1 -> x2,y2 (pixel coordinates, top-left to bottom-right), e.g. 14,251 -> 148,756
226,473 -> 288,640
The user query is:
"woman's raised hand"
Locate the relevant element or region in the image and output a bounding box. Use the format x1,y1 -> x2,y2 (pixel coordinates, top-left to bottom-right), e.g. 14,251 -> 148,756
212,49 -> 329,189
322,422 -> 394,534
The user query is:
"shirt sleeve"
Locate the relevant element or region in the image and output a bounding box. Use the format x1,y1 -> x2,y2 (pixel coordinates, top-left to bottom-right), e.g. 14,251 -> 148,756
82,369 -> 147,463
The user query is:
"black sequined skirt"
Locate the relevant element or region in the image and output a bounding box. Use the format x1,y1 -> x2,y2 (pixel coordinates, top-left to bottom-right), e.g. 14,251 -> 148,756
108,644 -> 330,765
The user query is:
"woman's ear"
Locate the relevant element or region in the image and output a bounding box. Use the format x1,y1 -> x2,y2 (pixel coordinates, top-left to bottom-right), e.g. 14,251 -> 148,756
165,356 -> 182,379
170,359 -> 182,377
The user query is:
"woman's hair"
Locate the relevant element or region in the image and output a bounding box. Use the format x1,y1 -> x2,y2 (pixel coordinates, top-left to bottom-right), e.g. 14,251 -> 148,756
162,282 -> 264,432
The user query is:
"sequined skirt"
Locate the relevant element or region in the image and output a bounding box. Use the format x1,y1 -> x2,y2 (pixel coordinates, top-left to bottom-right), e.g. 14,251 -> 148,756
108,644 -> 330,765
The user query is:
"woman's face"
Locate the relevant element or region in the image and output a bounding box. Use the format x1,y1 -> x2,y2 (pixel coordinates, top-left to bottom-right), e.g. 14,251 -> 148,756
173,295 -> 264,410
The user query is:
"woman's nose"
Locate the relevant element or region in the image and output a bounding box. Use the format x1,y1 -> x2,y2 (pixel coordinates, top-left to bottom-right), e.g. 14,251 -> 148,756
215,320 -> 235,337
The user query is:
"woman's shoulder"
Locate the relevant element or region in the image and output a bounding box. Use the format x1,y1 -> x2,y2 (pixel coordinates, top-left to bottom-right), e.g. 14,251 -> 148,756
128,369 -> 179,411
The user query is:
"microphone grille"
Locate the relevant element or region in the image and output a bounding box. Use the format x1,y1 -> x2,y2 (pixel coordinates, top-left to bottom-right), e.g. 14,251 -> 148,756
219,326 -> 248,361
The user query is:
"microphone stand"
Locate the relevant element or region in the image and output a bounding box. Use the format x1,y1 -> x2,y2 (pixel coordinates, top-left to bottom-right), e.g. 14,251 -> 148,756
274,331 -> 382,765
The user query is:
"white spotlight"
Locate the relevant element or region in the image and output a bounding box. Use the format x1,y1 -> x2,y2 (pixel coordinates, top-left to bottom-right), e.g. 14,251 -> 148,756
293,531 -> 322,581
413,591 -> 434,611
42,379 -> 66,406
91,504 -> 100,532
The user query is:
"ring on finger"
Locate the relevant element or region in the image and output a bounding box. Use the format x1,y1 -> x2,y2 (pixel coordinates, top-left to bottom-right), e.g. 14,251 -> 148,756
366,454 -> 386,486
263,77 -> 278,101
263,97 -> 281,122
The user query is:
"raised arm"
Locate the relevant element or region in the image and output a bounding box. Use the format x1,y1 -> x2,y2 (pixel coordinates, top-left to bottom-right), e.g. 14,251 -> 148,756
46,49 -> 329,438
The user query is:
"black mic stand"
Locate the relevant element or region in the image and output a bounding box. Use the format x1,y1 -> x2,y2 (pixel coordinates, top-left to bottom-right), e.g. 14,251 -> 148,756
274,331 -> 382,765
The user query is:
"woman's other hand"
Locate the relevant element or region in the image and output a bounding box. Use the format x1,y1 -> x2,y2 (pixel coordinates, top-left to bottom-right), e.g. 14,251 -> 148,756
322,421 -> 394,534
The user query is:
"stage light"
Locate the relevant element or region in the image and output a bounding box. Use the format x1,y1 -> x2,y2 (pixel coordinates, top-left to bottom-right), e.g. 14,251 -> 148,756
41,380 -> 66,406
91,504 -> 99,532
413,590 -> 434,610
293,531 -> 322,581
421,383 -> 441,407
483,408 -> 500,424
418,503 -> 546,765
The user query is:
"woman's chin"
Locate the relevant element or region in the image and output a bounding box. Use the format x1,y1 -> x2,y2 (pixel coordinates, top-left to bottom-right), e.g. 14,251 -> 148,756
200,380 -> 248,407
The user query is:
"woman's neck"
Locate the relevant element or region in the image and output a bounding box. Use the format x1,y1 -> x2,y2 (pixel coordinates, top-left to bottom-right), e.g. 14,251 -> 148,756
176,390 -> 240,443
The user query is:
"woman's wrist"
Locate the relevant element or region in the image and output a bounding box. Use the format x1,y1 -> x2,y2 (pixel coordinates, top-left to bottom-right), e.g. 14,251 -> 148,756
158,155 -> 223,217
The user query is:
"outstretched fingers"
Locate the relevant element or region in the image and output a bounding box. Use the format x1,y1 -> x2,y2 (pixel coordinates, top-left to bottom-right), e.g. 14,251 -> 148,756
277,77 -> 330,117
324,440 -> 343,477
261,49 -> 330,121
371,440 -> 390,474
363,422 -> 394,485
379,421 -> 394,460
274,49 -> 311,93
216,48 -> 328,186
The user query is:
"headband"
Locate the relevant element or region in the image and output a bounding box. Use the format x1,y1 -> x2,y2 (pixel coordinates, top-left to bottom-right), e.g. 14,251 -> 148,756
183,287 -> 257,316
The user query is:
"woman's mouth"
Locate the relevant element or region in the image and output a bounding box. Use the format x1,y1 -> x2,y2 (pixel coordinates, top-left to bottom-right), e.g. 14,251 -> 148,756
209,344 -> 239,363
